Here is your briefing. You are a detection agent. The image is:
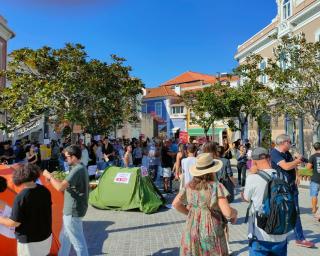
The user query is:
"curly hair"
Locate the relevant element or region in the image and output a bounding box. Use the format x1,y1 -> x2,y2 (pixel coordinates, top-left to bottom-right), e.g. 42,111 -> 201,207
188,173 -> 215,191
13,163 -> 40,186
0,176 -> 7,193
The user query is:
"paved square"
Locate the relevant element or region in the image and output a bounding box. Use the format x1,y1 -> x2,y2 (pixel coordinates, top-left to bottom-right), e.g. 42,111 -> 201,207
83,184 -> 319,256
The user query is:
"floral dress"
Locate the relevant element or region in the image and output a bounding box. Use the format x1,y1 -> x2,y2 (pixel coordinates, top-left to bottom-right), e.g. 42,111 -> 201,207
180,182 -> 229,256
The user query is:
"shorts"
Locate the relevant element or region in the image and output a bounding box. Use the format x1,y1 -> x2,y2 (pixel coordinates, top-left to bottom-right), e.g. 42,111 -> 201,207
162,167 -> 172,178
310,181 -> 320,197
17,234 -> 52,256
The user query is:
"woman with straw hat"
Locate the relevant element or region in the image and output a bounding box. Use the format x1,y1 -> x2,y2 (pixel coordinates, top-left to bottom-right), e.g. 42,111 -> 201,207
173,153 -> 237,256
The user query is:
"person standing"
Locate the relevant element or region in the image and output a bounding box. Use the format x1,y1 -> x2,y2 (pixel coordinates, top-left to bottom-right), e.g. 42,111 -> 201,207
161,140 -> 174,193
173,153 -> 237,256
102,137 -> 115,166
123,145 -> 133,168
0,164 -> 52,256
180,144 -> 197,188
306,142 -> 320,216
43,145 -> 89,256
237,145 -> 248,187
25,145 -> 37,164
243,147 -> 290,256
132,142 -> 143,167
270,134 -> 314,248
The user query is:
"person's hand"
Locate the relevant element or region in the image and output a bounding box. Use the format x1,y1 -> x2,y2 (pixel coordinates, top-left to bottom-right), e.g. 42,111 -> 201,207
231,209 -> 238,224
295,175 -> 301,186
43,169 -> 52,180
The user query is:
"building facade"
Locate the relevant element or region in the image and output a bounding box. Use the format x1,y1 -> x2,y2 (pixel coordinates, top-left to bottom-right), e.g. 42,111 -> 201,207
235,0 -> 320,155
0,15 -> 14,141
143,71 -> 239,142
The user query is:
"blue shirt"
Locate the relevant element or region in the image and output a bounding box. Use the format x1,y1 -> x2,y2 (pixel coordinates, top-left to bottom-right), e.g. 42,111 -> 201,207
270,148 -> 296,186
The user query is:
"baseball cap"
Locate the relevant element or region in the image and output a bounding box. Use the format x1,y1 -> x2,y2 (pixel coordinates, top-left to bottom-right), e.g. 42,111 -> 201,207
251,147 -> 269,160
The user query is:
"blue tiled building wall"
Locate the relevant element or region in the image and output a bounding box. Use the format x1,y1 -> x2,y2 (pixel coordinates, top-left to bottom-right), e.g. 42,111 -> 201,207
142,98 -> 167,121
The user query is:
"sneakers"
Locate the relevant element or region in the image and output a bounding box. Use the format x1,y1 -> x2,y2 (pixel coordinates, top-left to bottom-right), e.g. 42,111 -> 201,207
295,240 -> 315,248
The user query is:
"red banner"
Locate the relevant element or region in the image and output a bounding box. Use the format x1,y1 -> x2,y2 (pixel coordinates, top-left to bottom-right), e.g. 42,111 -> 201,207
179,131 -> 188,144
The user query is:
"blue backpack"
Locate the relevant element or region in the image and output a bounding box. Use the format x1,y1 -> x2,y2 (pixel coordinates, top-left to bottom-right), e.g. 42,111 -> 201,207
245,171 -> 297,235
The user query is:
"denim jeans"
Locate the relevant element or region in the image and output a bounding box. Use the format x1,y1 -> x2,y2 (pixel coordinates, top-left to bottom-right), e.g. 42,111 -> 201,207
237,163 -> 247,186
293,189 -> 305,241
249,239 -> 287,256
58,215 -> 88,256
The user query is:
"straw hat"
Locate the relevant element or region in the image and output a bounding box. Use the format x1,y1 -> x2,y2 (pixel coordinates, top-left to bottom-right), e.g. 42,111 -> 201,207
190,153 -> 223,177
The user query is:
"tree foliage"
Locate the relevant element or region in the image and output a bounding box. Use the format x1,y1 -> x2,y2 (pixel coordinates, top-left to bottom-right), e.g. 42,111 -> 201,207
0,44 -> 144,135
183,83 -> 228,139
265,34 -> 320,141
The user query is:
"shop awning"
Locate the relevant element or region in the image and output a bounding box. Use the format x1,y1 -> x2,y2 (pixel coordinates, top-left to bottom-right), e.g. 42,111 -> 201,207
187,127 -> 224,136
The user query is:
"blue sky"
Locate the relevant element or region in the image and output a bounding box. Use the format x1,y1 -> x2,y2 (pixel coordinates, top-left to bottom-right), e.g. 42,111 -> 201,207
1,0 -> 277,87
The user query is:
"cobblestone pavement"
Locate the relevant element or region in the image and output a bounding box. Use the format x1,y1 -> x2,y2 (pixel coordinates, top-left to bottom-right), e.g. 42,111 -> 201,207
83,178 -> 320,256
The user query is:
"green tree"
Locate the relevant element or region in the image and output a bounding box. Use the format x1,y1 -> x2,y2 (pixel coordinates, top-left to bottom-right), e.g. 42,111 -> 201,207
233,55 -> 272,140
183,84 -> 228,140
265,34 -> 320,142
0,44 -> 143,137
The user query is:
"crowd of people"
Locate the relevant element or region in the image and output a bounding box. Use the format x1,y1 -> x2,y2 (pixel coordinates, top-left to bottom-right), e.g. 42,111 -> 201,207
0,133 -> 319,255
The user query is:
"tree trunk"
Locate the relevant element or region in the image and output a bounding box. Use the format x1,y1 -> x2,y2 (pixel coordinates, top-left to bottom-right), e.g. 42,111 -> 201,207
204,127 -> 209,141
240,117 -> 248,140
312,120 -> 319,143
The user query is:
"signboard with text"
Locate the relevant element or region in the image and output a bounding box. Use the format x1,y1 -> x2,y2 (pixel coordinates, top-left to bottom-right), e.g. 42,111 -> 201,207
114,173 -> 131,184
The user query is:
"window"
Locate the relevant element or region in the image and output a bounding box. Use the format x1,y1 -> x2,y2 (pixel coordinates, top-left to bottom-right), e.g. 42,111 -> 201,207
171,106 -> 184,114
286,118 -> 296,144
315,29 -> 320,42
279,52 -> 288,70
259,60 -> 267,84
155,102 -> 162,116
283,0 -> 292,20
141,103 -> 147,114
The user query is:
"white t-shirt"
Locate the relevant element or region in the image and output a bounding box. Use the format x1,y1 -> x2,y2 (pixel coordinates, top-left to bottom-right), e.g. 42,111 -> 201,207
181,157 -> 196,185
243,169 -> 289,242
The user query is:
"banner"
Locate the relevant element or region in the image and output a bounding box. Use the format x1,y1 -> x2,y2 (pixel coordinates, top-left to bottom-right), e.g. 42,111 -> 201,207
179,131 -> 188,144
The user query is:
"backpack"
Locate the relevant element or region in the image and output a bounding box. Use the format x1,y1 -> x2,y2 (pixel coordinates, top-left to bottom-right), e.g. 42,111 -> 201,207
245,170 -> 297,235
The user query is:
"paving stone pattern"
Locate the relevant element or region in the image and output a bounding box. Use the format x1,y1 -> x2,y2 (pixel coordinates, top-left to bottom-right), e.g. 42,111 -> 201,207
82,178 -> 320,256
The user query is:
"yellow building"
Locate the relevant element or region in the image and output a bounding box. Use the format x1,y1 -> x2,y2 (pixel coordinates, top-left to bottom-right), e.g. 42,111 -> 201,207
234,0 -> 320,155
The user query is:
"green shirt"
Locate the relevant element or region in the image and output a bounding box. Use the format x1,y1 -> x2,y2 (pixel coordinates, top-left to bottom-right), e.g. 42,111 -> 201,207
64,163 -> 89,217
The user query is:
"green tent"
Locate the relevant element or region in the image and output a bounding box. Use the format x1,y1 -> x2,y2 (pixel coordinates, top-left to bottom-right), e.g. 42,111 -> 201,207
89,166 -> 165,214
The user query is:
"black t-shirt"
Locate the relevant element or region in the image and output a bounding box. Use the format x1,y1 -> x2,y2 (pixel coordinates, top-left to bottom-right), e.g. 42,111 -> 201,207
1,148 -> 15,164
102,143 -> 114,161
270,148 -> 296,186
10,184 -> 52,243
161,147 -> 173,168
308,152 -> 320,184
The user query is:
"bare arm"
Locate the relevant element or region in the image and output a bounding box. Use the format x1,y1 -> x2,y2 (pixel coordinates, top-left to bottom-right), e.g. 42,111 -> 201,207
43,170 -> 69,192
278,159 -> 301,171
172,193 -> 189,215
218,197 -> 237,224
0,216 -> 20,228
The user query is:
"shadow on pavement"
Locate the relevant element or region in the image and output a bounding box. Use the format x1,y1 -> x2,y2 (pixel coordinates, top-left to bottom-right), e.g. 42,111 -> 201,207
151,247 -> 179,256
288,229 -> 320,245
231,245 -> 249,256
83,220 -> 114,256
299,207 -> 312,215
108,220 -> 185,233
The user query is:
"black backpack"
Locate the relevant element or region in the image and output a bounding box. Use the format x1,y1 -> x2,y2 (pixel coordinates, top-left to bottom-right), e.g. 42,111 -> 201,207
245,171 -> 297,235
